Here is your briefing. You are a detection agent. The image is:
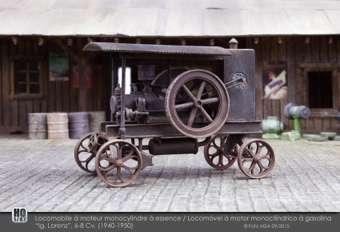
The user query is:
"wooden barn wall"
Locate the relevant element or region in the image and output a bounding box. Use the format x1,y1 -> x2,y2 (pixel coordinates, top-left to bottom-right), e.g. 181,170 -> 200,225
246,36 -> 340,133
1,35 -> 339,133
0,37 -> 98,130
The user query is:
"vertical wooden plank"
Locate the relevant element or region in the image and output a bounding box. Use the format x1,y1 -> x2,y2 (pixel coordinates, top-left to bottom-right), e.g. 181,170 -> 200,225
286,36 -> 296,130
262,37 -> 272,119
54,40 -> 63,112
329,36 -> 337,63
25,39 -> 33,125
63,79 -> 70,112
252,37 -> 263,121
32,37 -> 41,113
311,36 -> 321,132
320,36 -> 331,131
78,37 -> 87,112
96,64 -> 102,111
55,81 -> 62,112
70,59 -> 78,112
40,40 -> 48,113
2,40 -> 11,126
314,118 -> 323,132
320,36 -> 328,63
62,38 -> 70,113
270,37 -> 281,120
323,118 -> 331,131
9,40 -> 19,127
18,40 -> 26,127
295,36 -> 307,131
48,40 -> 56,112
278,36 -> 289,128
304,36 -> 314,132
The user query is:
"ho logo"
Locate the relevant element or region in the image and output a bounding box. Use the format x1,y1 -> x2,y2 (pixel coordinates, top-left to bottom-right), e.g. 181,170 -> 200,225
12,207 -> 28,223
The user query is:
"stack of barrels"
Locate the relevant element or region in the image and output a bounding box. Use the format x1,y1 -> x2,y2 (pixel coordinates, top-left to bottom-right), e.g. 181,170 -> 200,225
28,111 -> 106,140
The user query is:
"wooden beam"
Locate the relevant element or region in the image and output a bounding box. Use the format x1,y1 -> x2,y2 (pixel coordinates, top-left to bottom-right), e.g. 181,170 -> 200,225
67,38 -> 73,46
77,38 -> 87,112
51,37 -> 80,62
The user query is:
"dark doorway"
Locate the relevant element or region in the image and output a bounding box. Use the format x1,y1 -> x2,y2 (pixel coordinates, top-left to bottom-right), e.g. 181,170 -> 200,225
308,71 -> 333,108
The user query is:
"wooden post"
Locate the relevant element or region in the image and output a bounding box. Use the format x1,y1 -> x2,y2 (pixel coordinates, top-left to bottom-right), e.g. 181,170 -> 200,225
78,38 -> 87,112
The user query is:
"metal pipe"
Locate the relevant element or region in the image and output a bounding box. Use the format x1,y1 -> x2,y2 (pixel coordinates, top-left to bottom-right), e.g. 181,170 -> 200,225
120,53 -> 126,139
167,59 -> 171,86
110,53 -> 115,121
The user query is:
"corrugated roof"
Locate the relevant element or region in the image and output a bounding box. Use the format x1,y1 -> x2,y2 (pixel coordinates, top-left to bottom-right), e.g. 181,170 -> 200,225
83,42 -> 232,55
0,0 -> 339,37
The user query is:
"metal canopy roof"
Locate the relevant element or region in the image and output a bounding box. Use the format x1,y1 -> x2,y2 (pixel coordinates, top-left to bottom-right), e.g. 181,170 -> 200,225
83,42 -> 232,56
0,0 -> 340,37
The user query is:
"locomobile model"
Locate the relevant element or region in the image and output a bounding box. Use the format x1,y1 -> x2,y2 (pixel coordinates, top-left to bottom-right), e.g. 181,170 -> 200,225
74,39 -> 275,187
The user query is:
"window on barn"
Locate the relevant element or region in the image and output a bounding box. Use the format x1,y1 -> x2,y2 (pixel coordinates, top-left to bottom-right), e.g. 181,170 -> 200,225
299,63 -> 340,117
10,57 -> 44,99
308,71 -> 333,108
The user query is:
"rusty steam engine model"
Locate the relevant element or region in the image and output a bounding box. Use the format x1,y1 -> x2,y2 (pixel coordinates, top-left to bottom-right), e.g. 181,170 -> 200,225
74,39 -> 275,187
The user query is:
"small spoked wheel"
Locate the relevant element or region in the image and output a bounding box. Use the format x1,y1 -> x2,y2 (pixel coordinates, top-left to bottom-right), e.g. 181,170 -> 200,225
237,139 -> 275,178
204,135 -> 239,170
165,69 -> 229,138
95,140 -> 143,187
74,132 -> 104,174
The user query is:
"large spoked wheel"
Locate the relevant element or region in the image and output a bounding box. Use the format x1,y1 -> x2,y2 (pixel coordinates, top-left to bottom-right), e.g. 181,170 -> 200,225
237,139 -> 275,178
204,135 -> 239,170
165,69 -> 229,138
95,140 -> 143,187
74,132 -> 105,174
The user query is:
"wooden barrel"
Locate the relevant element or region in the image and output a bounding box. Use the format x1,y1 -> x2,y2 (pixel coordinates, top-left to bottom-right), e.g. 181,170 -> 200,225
68,112 -> 89,139
47,113 -> 69,139
88,111 -> 106,132
28,113 -> 47,139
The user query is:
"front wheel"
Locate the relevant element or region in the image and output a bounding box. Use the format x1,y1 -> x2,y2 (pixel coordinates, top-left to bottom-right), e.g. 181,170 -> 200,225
95,140 -> 143,187
237,139 -> 275,178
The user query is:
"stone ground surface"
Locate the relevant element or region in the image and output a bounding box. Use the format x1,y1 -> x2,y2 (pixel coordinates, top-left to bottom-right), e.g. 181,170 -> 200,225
0,133 -> 340,212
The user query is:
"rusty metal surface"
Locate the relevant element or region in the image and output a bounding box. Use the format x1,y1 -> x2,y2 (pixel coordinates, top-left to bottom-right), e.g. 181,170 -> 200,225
149,138 -> 198,155
165,69 -> 230,138
83,42 -> 232,56
104,121 -> 261,139
204,134 -> 242,170
224,49 -> 255,122
95,139 -> 143,187
237,139 -> 275,179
